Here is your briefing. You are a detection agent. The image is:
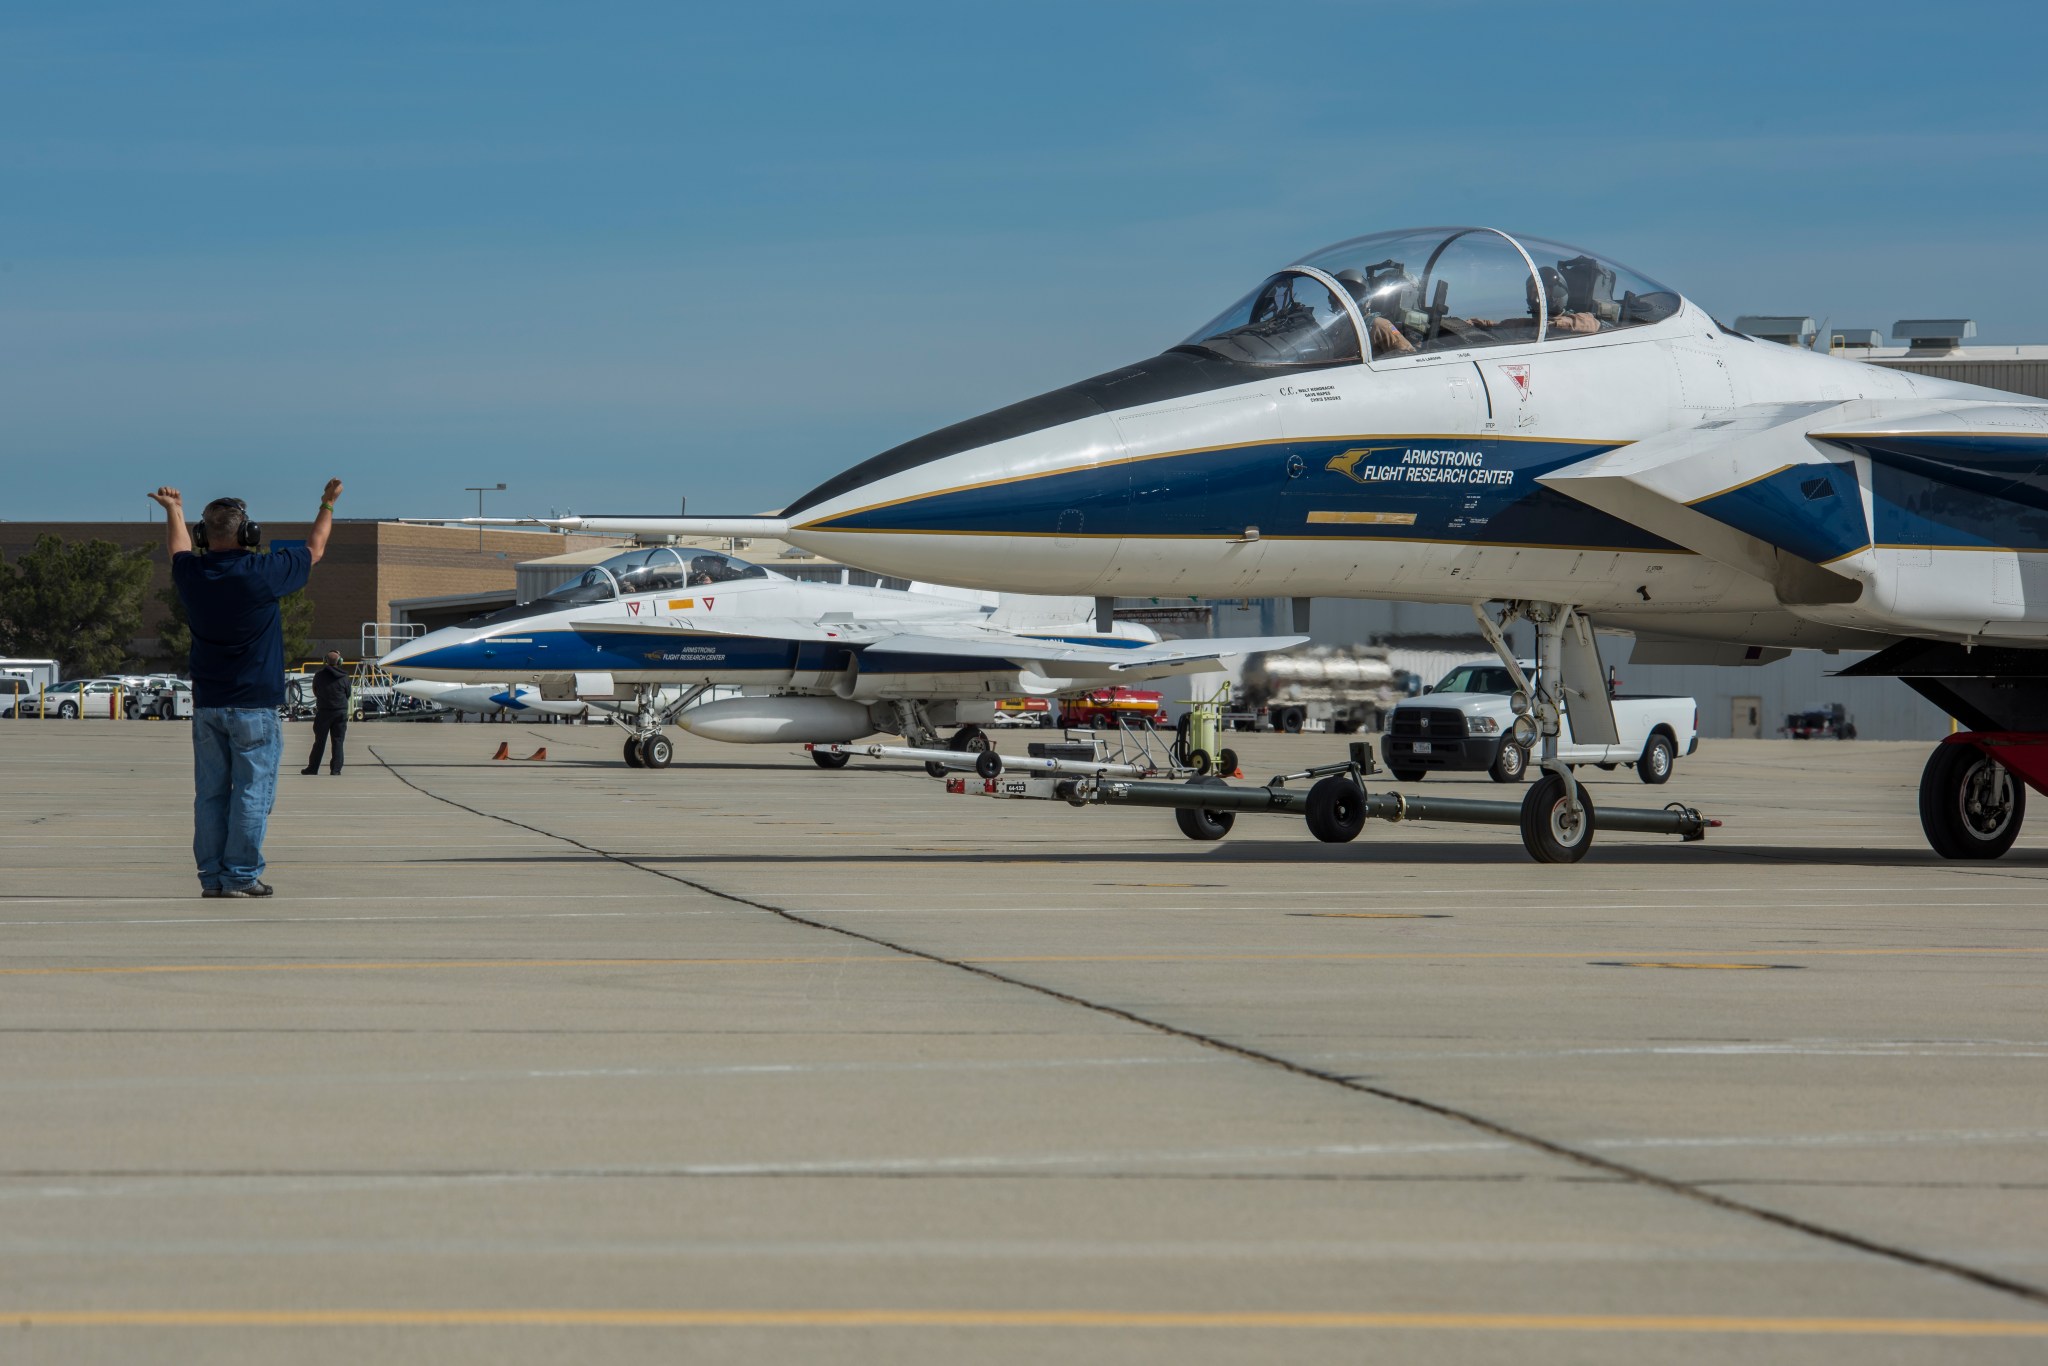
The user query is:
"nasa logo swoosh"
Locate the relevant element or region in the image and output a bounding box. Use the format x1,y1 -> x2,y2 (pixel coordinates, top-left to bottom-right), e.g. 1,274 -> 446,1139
1325,446 -> 1401,484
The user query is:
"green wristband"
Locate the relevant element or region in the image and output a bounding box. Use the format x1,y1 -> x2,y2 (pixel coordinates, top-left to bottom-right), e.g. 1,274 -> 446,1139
320,502 -> 335,512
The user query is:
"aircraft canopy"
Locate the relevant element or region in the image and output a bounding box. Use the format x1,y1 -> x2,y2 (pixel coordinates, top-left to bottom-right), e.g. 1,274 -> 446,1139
1181,227 -> 1681,365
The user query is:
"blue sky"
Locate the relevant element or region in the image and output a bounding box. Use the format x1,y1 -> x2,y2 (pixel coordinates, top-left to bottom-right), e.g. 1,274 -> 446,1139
4,0 -> 2044,522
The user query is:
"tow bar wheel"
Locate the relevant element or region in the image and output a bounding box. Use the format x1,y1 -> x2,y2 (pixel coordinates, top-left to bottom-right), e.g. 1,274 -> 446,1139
811,748 -> 851,770
1520,773 -> 1596,863
1173,776 -> 1235,841
1305,775 -> 1367,843
1919,744 -> 2026,860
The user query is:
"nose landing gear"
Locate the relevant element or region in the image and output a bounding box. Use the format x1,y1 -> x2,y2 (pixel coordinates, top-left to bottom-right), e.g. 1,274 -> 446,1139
1919,734 -> 2043,859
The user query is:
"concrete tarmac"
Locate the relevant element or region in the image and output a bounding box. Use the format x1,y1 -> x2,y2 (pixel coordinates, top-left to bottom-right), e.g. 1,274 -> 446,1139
2,719 -> 2046,1364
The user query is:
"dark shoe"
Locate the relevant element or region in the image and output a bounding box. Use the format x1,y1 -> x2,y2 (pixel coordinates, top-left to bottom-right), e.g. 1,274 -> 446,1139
223,881 -> 275,898
329,767 -> 342,775
300,767 -> 319,775
202,887 -> 226,898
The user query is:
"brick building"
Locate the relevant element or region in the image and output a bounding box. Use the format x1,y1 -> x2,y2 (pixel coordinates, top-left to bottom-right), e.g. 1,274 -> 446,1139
0,520 -> 622,665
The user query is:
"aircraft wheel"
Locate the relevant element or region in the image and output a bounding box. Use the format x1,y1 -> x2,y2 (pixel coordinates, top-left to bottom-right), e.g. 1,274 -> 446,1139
1520,774 -> 1596,864
1488,740 -> 1528,783
1305,775 -> 1367,844
1919,743 -> 2025,860
1173,776 -> 1234,841
811,749 -> 851,770
1638,733 -> 1675,785
1391,768 -> 1427,783
949,724 -> 990,754
642,734 -> 674,769
622,736 -> 644,768
924,759 -> 951,778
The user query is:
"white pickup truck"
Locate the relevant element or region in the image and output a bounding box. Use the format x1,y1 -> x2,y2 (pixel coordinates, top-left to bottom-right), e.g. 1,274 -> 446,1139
1383,661 -> 1698,785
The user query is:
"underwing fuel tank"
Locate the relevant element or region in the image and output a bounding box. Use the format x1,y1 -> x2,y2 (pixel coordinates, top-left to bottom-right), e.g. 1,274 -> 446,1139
674,695 -> 878,744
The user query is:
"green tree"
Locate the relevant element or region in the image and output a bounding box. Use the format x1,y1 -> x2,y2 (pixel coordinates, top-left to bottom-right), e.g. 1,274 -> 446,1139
0,534 -> 154,677
157,584 -> 316,668
156,585 -> 190,663
281,589 -> 315,668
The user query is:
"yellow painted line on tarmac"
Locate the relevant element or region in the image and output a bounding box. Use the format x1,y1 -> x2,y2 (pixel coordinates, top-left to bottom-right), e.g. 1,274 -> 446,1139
5,947 -> 2045,978
3,1309 -> 2046,1336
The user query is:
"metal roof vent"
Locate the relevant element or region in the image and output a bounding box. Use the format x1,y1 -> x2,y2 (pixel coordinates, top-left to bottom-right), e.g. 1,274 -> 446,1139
1733,315 -> 1816,346
1892,319 -> 1975,353
1828,329 -> 1884,351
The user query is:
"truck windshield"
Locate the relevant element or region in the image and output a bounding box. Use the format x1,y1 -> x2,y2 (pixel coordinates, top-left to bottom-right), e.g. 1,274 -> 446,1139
1433,665 -> 1516,694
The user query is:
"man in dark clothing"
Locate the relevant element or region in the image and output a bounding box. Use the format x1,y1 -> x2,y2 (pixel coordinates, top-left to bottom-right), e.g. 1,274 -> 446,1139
150,479 -> 343,898
303,651 -> 351,774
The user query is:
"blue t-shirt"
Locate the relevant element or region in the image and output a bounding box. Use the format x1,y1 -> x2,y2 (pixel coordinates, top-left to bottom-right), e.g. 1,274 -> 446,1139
171,546 -> 313,709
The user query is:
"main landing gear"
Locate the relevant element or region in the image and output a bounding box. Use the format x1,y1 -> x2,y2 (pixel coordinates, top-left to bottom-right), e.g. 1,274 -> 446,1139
1918,735 -> 2042,859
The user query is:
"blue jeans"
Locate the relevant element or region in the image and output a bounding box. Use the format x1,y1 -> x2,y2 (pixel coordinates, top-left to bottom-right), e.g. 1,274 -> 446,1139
192,707 -> 283,890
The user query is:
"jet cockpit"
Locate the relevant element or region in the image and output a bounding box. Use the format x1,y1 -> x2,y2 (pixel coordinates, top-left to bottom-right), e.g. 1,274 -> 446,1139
1180,227 -> 1681,366
475,547 -> 778,626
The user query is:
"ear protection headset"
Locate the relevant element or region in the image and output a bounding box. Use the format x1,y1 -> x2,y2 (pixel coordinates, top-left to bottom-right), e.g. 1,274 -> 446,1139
193,497 -> 262,551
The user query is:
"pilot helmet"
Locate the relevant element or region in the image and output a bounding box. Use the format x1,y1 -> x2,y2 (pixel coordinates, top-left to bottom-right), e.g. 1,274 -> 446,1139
1528,266 -> 1569,318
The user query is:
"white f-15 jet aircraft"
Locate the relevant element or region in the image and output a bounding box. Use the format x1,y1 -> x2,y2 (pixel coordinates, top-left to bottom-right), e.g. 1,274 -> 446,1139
380,544 -> 1299,769
499,226 -> 2048,860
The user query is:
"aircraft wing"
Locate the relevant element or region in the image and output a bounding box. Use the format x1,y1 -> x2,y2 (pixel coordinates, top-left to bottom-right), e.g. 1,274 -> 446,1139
399,514 -> 793,538
863,632 -> 1308,677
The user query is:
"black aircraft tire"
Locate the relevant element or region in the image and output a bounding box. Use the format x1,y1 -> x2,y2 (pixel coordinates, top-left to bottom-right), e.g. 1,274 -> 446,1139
1638,733 -> 1675,785
1520,774 -> 1597,864
1173,776 -> 1234,841
642,734 -> 674,769
1305,775 -> 1367,844
949,725 -> 990,753
811,749 -> 851,770
1919,743 -> 2026,860
1488,740 -> 1528,784
924,760 -> 951,778
622,736 -> 644,768
1391,768 -> 1427,783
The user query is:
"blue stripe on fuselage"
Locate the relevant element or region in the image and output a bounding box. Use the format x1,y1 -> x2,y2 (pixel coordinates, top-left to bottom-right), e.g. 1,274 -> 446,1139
390,629 -> 1026,677
808,436 -> 1679,551
1690,461 -> 1870,564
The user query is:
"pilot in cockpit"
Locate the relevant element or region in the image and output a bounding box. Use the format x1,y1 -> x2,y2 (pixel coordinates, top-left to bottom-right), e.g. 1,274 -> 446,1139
1470,267 -> 1600,339
1333,268 -> 1416,356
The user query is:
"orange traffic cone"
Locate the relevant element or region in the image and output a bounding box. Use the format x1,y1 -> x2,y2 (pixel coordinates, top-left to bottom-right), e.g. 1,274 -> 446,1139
490,741 -> 510,760
521,747 -> 547,761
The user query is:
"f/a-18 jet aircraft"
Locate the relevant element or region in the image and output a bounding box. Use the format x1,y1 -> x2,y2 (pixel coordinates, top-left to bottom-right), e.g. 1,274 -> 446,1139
380,544 -> 1298,769
506,226 -> 2048,860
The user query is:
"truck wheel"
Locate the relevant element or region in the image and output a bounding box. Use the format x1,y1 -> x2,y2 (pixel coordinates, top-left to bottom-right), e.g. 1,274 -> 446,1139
1391,768 -> 1426,783
1520,774 -> 1596,864
1919,743 -> 2025,860
1278,706 -> 1305,734
1305,775 -> 1366,843
1173,776 -> 1235,841
622,736 -> 644,768
1638,734 -> 1674,785
811,749 -> 851,770
1488,740 -> 1528,783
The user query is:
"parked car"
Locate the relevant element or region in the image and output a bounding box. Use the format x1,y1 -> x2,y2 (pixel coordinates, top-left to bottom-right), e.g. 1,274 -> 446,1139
17,677 -> 124,719
1782,703 -> 1857,740
1384,661 -> 1698,784
0,676 -> 32,718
